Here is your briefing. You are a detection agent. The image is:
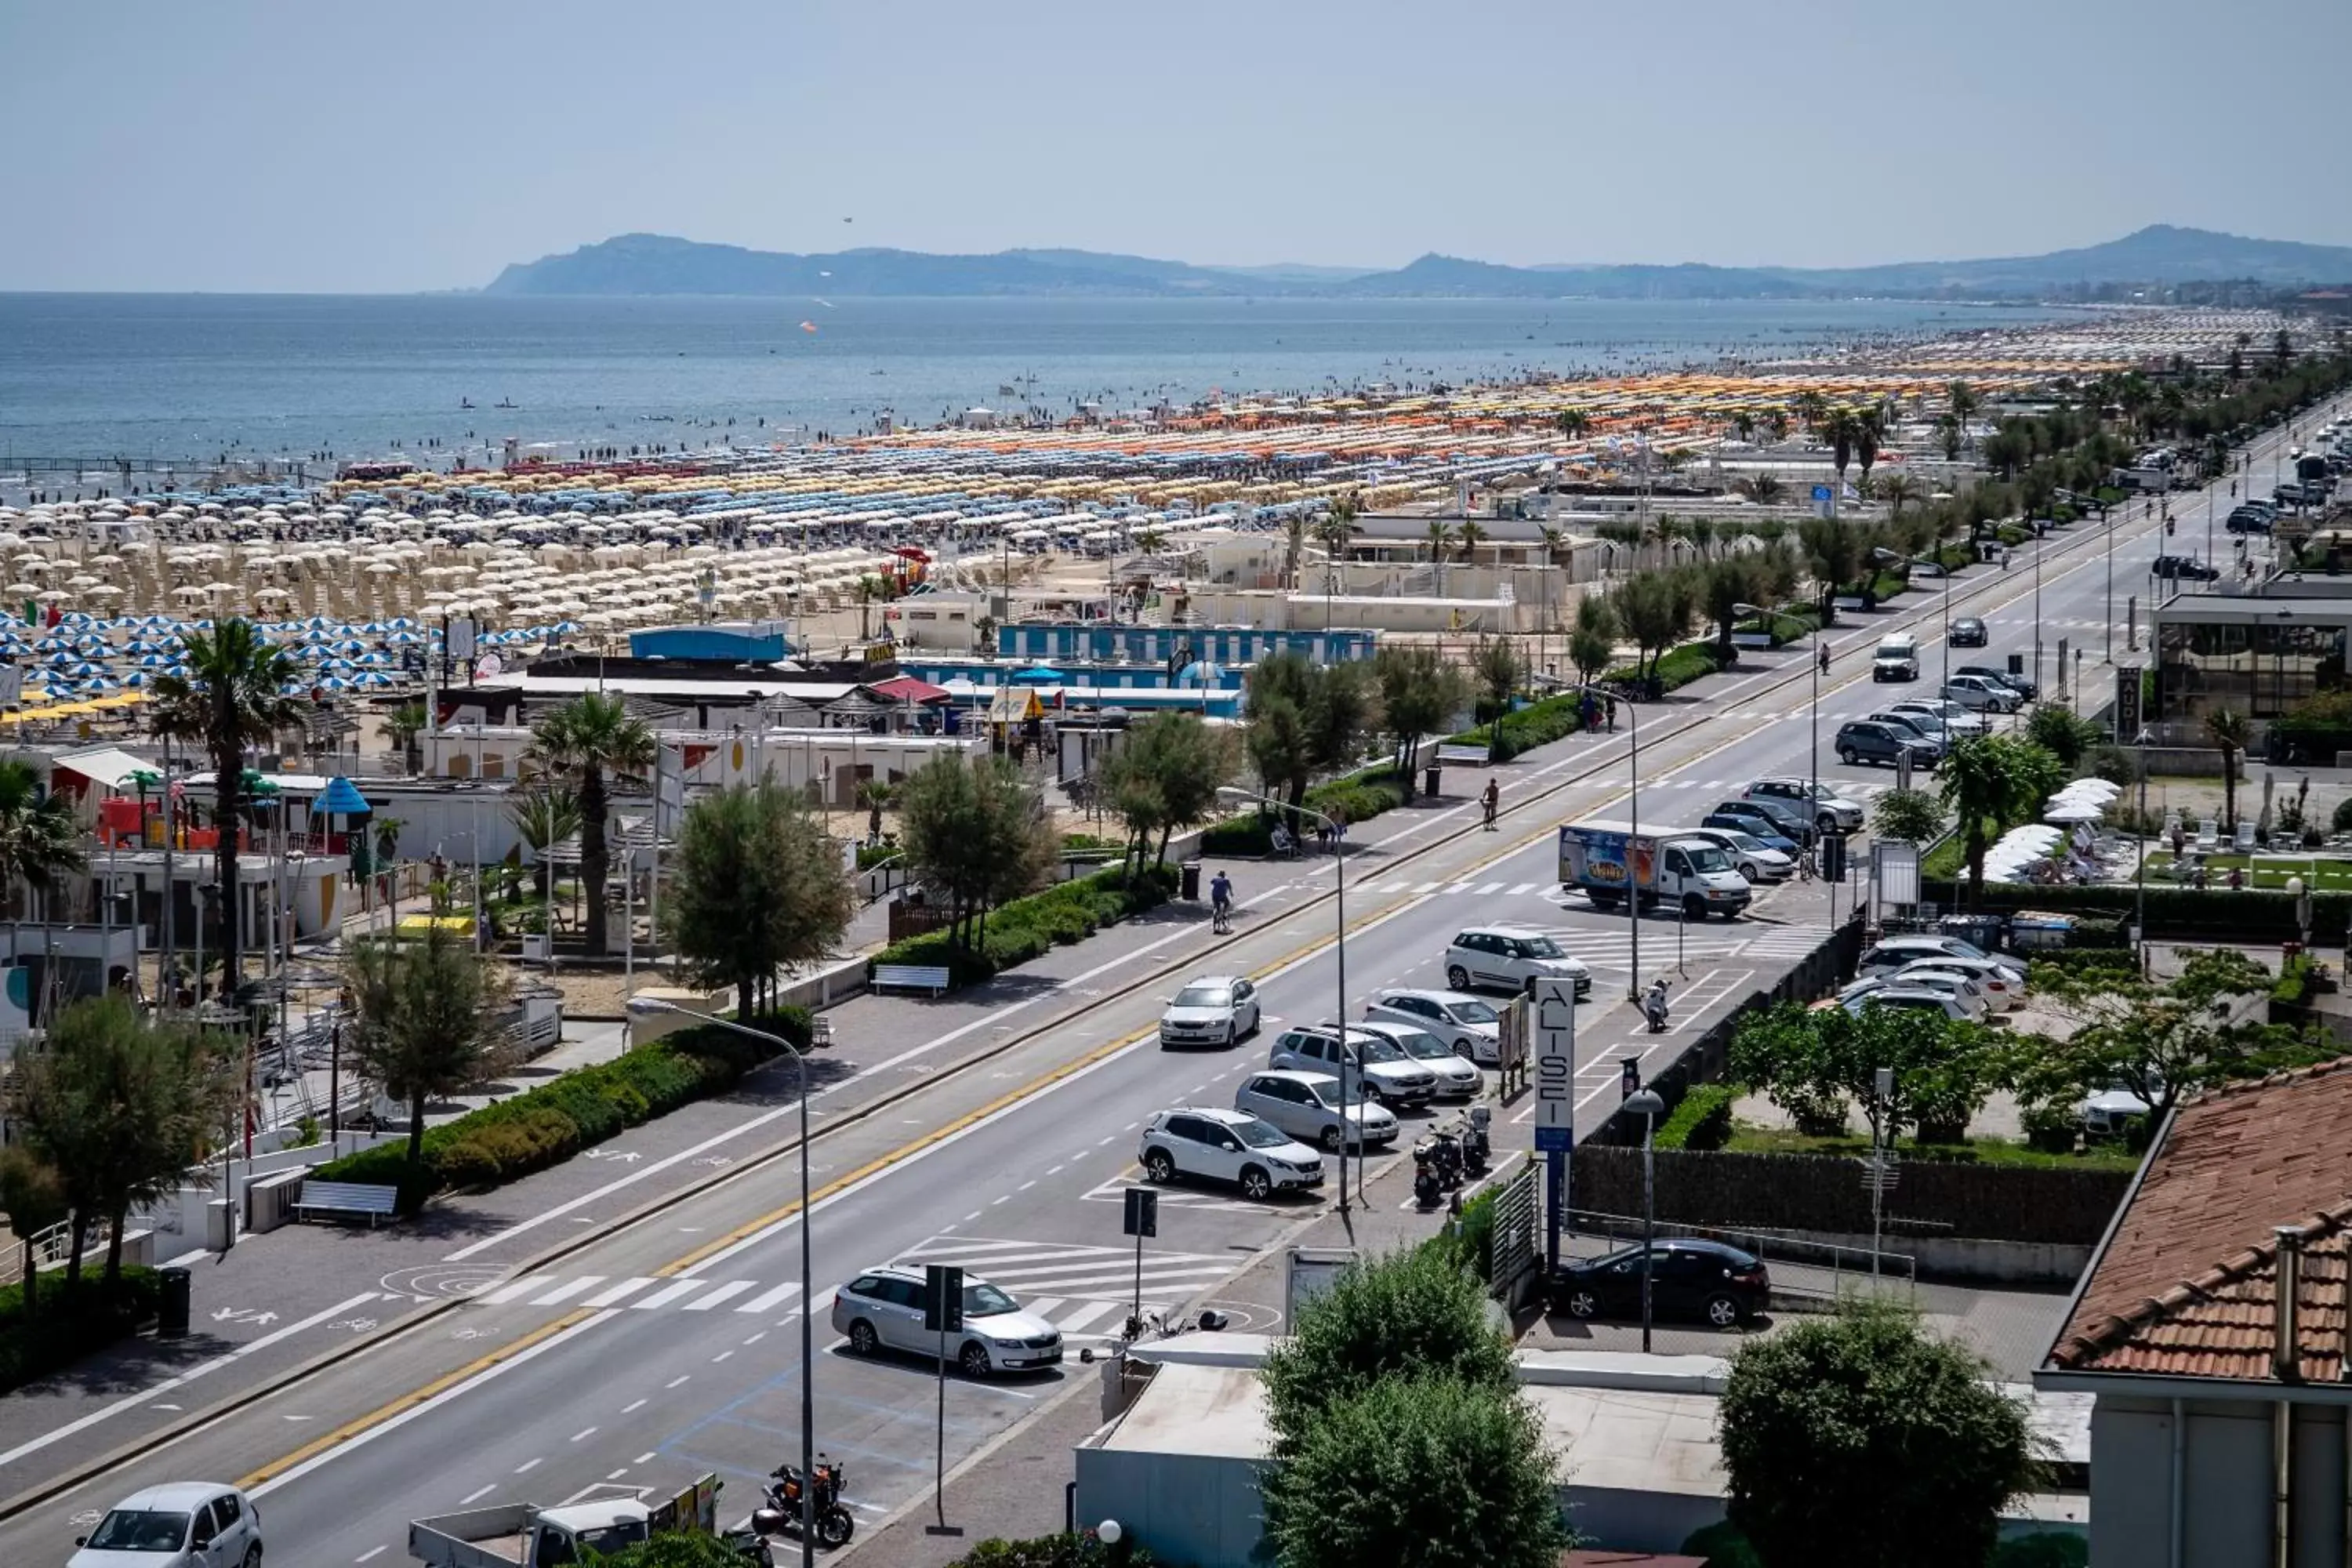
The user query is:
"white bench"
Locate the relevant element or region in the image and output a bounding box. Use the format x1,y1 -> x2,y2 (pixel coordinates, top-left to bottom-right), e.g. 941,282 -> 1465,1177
295,1181 -> 399,1227
872,964 -> 952,996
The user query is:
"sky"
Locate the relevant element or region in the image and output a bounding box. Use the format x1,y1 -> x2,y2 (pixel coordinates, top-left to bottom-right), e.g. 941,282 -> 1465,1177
3,0 -> 2346,293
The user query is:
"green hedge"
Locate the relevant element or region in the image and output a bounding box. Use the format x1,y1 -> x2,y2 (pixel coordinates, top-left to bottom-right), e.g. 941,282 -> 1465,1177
1929,880 -> 2352,941
871,864 -> 1181,989
308,1011 -> 808,1214
1199,764 -> 1414,856
1448,691 -> 1588,764
0,1269 -> 160,1395
1654,1083 -> 1736,1152
1609,640 -> 1730,697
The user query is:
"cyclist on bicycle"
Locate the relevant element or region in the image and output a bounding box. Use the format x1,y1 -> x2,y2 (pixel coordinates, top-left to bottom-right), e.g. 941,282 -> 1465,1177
1817,642 -> 1831,676
1480,777 -> 1500,831
1209,870 -> 1234,933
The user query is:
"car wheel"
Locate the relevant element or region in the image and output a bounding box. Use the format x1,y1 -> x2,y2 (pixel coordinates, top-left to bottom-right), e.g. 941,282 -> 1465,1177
1239,1166 -> 1272,1201
959,1341 -> 993,1377
1839,746 -> 1858,765
1817,813 -> 1836,835
1446,964 -> 1471,990
1562,1289 -> 1599,1319
847,1319 -> 880,1356
1144,1149 -> 1176,1184
1704,1294 -> 1743,1329
1224,1025 -> 1237,1047
1320,1126 -> 1345,1152
1683,895 -> 1706,923
1738,865 -> 1756,884
243,1550 -> 263,1568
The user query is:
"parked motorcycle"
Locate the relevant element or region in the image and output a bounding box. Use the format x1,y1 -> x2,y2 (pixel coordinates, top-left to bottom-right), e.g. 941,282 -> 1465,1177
765,1457 -> 855,1549
1459,1107 -> 1491,1174
1412,1141 -> 1445,1209
1644,981 -> 1671,1034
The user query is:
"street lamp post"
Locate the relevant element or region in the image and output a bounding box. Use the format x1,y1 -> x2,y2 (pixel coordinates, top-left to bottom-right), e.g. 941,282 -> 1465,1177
1567,683 -> 1641,999
1624,1087 -> 1666,1354
1219,786 -> 1354,1216
627,997 -> 819,1568
1739,602 -> 1833,922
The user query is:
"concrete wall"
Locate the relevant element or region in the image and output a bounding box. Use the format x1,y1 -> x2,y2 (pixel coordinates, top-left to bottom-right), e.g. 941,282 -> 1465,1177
1759,1227 -> 2094,1287
1073,1447 -> 1265,1568
2089,1394 -> 2352,1568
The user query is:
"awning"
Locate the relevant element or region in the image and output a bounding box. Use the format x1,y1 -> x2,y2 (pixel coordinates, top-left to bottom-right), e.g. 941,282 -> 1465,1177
53,746 -> 160,790
317,775 -> 372,815
869,674 -> 951,705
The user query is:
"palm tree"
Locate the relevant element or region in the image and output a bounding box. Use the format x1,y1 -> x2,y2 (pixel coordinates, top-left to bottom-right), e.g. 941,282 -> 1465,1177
1423,518 -> 1454,564
1945,381 -> 1980,451
151,618 -> 299,987
1820,407 -> 1864,488
2204,707 -> 2251,829
1281,512 -> 1309,591
1876,470 -> 1922,518
0,760 -> 85,964
1456,519 -> 1489,564
1791,390 -> 1830,434
1938,737 -> 2016,904
507,789 -> 583,904
1555,408 -> 1593,443
1853,406 -> 1886,487
1730,411 -> 1758,445
1311,495 -> 1360,568
385,701 -> 428,770
1736,474 -> 1787,505
1762,408 -> 1791,443
527,693 -> 656,955
853,575 -> 887,641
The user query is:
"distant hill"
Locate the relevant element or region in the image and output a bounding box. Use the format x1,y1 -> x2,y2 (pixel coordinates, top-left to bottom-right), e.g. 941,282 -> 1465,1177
483,226 -> 2352,301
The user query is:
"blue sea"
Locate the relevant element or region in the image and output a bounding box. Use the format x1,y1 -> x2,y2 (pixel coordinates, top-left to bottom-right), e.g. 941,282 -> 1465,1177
0,293 -> 2063,474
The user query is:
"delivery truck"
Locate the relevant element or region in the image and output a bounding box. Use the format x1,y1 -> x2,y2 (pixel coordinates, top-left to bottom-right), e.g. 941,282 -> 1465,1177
1558,821 -> 1753,920
409,1473 -> 771,1566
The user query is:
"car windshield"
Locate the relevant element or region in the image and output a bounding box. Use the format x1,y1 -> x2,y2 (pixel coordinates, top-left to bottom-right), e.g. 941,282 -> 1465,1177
85,1510 -> 191,1552
1726,832 -> 1772,854
1387,1029 -> 1454,1061
1172,985 -> 1231,1008
1234,1117 -> 1290,1149
1682,844 -> 1733,874
963,1282 -> 1020,1317
1444,999 -> 1501,1025
1515,935 -> 1564,957
1306,1077 -> 1370,1108
1355,1035 -> 1407,1062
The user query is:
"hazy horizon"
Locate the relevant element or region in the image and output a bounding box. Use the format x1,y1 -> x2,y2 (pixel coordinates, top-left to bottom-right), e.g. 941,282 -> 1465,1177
4,0 -> 2343,293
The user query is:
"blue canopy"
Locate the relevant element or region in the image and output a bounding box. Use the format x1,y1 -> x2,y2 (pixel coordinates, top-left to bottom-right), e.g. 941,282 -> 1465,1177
317,775 -> 372,815
1015,666 -> 1065,683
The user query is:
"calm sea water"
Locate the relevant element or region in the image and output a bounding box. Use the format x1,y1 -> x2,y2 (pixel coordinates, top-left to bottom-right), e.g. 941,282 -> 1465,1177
0,293 -> 2061,473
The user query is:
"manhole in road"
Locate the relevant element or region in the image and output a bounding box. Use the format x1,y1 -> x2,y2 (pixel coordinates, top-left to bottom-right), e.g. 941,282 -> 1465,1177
379,1264 -> 507,1301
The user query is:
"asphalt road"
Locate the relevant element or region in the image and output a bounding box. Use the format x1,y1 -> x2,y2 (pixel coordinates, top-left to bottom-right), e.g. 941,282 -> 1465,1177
1,407 -> 2333,1566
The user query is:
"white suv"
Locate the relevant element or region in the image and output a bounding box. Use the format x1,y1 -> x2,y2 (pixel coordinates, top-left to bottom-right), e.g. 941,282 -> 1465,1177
1158,975 -> 1261,1048
1363,989 -> 1504,1065
1942,674 -> 2021,713
1741,778 -> 1866,833
1352,1019 -> 1483,1099
1443,927 -> 1591,997
1267,1025 -> 1439,1106
1138,1108 -> 1323,1200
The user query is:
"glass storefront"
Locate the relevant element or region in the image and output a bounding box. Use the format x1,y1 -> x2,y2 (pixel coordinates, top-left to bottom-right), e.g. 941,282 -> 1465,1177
2157,618 -> 2350,718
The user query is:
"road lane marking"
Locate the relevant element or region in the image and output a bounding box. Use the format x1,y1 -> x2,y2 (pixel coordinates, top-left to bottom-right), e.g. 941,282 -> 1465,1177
679,1281 -> 757,1312
737,1283 -> 804,1313
630,1279 -> 710,1310
475,1274 -> 559,1305
528,1277 -> 607,1308
580,1277 -> 660,1308
462,1485 -> 495,1504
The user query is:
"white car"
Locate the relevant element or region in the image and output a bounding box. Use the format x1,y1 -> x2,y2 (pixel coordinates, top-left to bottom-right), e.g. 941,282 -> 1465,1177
1889,698 -> 1986,736
1842,986 -> 1972,1022
1858,935 -> 2015,978
1443,927 -> 1591,997
1942,675 -> 2021,713
1234,1069 -> 1399,1152
1158,975 -> 1261,1048
1138,1107 -> 1324,1200
1268,1025 -> 1440,1105
2080,1081 -> 2158,1137
1899,955 -> 2027,1007
1741,778 -> 1867,833
1363,989 -> 1504,1065
1352,1019 -> 1483,1099
1842,969 -> 1988,1019
833,1264 -> 1062,1376
1679,826 -> 1794,884
72,1483 -> 261,1568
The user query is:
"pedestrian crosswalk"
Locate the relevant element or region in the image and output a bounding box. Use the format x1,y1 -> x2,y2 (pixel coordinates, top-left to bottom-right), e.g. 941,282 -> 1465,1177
894,1235 -> 1240,1337
466,1272 -> 810,1315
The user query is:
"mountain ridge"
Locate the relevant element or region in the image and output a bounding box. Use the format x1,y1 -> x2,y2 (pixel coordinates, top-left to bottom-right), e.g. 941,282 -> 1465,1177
483,225 -> 2352,300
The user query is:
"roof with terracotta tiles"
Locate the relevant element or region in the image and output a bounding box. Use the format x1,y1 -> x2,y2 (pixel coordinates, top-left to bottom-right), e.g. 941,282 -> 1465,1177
2046,1056 -> 2352,1381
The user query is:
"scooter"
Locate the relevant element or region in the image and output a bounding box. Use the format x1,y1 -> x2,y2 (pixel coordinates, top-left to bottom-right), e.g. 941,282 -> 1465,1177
1426,1127 -> 1465,1189
1459,1107 -> 1491,1175
1412,1141 -> 1445,1209
764,1457 -> 855,1549
1644,985 -> 1671,1034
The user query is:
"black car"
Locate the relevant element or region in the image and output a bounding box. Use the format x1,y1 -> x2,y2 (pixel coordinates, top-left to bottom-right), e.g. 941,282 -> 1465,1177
2227,507 -> 2274,535
1837,720 -> 1940,769
2152,554 -> 2220,581
1955,663 -> 2036,702
1948,616 -> 1988,647
1550,1239 -> 1770,1328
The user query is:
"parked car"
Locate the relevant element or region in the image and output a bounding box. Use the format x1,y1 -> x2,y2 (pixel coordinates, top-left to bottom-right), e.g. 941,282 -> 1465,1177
1548,1239 -> 1769,1327
1943,674 -> 2022,713
2152,554 -> 2220,581
1841,967 -> 1987,1018
1443,926 -> 1592,996
1837,719 -> 1940,769
1890,697 -> 1986,735
1705,797 -> 1814,847
1158,975 -> 1261,1048
2079,1080 -> 2158,1137
1352,1019 -> 1484,1099
1678,826 -> 1795,882
1857,934 -> 2013,975
1955,663 -> 2037,701
2227,506 -> 2275,535
833,1265 -> 1063,1375
1949,615 -> 1989,647
1867,710 -> 1945,746
1268,1025 -> 1439,1105
1363,989 -> 1504,1065
1898,954 -> 2028,1007
1138,1107 -> 1323,1200
1842,987 -> 1973,1022
1233,1069 -> 1398,1152
1742,777 -> 1867,833
1700,806 -> 1801,855
72,1485 -> 261,1568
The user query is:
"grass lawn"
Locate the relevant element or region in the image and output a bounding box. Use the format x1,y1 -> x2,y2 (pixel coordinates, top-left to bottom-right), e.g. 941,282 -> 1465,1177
2162,852 -> 2352,892
1724,1122 -> 2141,1172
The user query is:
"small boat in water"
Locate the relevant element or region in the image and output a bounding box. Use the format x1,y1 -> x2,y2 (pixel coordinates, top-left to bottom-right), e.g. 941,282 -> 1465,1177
460,397 -> 474,409
495,399 -> 517,409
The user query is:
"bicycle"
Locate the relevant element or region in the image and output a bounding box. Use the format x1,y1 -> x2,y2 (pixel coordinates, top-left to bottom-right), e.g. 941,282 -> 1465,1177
1211,898 -> 1233,935
1795,845 -> 1818,883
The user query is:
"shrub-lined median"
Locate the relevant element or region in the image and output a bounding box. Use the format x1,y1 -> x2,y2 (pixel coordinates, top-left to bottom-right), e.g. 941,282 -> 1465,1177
0,1269 -> 159,1395
869,863 -> 1181,989
309,1011 -> 811,1214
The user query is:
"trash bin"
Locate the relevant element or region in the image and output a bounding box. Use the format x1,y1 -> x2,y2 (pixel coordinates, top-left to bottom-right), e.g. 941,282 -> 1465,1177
1940,913 -> 2009,954
1180,860 -> 1201,902
158,1266 -> 191,1339
1424,765 -> 1443,798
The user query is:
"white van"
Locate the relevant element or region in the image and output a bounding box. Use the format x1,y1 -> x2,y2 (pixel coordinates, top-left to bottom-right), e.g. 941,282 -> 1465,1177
1872,633 -> 1920,682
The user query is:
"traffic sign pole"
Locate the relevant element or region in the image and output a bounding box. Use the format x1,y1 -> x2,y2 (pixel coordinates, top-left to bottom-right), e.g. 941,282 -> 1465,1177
1532,977 -> 1578,1274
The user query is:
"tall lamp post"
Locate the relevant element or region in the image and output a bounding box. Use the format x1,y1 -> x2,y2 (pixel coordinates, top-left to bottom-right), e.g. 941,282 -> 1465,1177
1624,1087 -> 1666,1354
1736,601 -> 1822,809
627,997 -> 820,1568
1218,786 -> 1355,1217
1877,546 -> 1952,694
1568,682 -> 1642,999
